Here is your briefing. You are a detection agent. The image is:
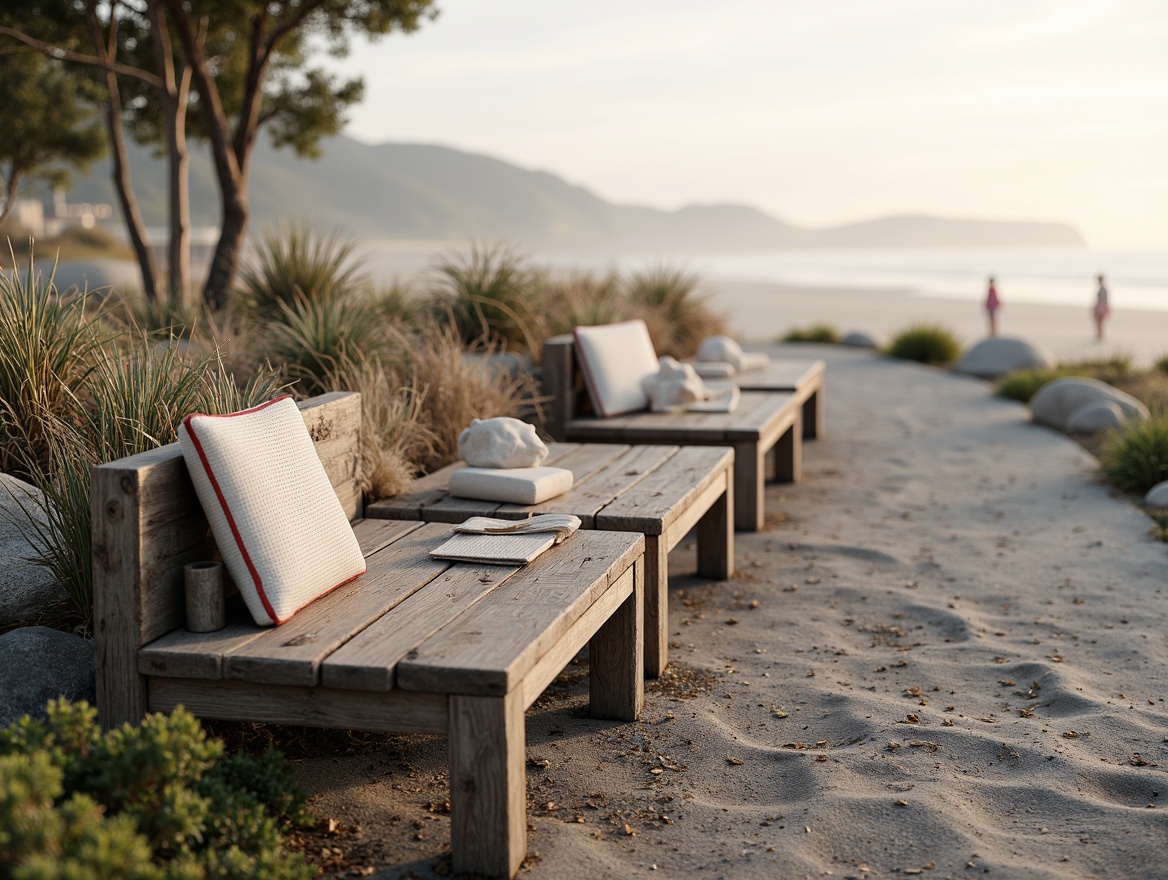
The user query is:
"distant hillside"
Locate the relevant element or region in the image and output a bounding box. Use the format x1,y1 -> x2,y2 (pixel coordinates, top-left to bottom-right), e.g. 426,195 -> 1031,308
51,135 -> 1086,252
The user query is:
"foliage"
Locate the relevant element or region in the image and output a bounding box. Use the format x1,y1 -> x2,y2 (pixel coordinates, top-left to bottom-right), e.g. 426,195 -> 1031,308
624,264 -> 724,359
428,243 -> 539,352
0,699 -> 311,879
1100,414 -> 1168,495
781,324 -> 840,344
995,354 -> 1138,403
994,367 -> 1069,403
0,48 -> 105,226
237,221 -> 368,318
530,269 -> 626,340
0,248 -> 105,474
885,323 -> 963,366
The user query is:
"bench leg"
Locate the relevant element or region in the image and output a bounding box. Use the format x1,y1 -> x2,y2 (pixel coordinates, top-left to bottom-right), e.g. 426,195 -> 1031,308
449,691 -> 526,878
773,415 -> 803,484
590,558 -> 643,719
733,442 -> 765,532
640,537 -> 669,678
803,388 -> 824,439
697,484 -> 734,582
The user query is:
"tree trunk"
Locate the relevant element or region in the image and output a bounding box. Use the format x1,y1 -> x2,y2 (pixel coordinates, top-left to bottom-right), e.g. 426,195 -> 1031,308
0,164 -> 21,229
149,2 -> 190,307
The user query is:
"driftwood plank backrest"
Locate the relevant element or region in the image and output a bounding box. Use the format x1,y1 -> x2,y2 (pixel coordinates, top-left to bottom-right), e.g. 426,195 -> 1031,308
542,335 -> 587,441
92,391 -> 362,727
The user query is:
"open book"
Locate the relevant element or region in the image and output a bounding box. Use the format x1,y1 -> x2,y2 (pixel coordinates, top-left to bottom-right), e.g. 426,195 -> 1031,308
430,515 -> 582,565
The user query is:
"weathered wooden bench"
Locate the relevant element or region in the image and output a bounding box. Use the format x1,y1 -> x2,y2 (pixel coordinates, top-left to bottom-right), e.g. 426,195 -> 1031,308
541,336 -> 812,532
91,391 -> 644,878
367,441 -> 734,678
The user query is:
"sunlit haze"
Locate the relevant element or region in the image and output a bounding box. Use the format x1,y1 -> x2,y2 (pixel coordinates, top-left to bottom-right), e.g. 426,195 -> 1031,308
330,0 -> 1168,251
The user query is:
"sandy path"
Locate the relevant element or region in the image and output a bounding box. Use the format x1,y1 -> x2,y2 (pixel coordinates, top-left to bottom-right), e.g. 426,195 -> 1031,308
296,344 -> 1167,879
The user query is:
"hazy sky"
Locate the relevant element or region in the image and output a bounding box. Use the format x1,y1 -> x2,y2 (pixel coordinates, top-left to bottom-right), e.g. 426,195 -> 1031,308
333,0 -> 1168,250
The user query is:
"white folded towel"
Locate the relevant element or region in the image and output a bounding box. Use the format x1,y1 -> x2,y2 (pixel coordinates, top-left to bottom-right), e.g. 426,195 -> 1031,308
452,514 -> 581,543
448,466 -> 574,505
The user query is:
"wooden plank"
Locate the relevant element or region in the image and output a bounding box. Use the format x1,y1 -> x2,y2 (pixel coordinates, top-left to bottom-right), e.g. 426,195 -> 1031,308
588,561 -> 644,720
513,444 -> 674,525
449,690 -> 526,878
364,462 -> 469,520
352,518 -> 425,556
541,334 -> 578,441
696,475 -> 734,581
735,358 -> 824,392
396,531 -> 644,696
321,565 -> 512,692
518,559 -> 637,709
596,446 -> 733,536
148,677 -> 447,734
732,440 -> 765,532
222,524 -> 455,686
139,612 -> 266,680
640,535 -> 670,678
661,469 -> 729,553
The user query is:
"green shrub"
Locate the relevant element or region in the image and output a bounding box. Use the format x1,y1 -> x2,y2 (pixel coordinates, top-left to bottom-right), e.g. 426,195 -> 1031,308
0,700 -> 311,879
1101,413 -> 1168,494
238,221 -> 367,318
427,243 -> 538,352
885,323 -> 962,366
1153,354 -> 1168,376
781,324 -> 839,344
995,367 -> 1069,403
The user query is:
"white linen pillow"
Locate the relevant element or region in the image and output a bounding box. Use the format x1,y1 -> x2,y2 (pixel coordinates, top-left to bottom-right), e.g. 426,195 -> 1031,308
573,319 -> 660,417
177,395 -> 366,627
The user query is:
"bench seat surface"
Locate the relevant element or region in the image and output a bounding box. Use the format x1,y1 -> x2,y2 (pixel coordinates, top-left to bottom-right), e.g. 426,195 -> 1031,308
139,521 -> 642,698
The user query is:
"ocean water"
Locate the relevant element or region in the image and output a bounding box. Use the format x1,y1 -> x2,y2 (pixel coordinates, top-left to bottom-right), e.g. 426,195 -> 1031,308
687,248 -> 1168,312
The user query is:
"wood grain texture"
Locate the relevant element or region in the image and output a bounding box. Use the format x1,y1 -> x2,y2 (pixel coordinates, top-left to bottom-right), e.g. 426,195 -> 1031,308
588,560 -> 644,720
696,476 -> 734,580
449,690 -> 526,877
148,677 -> 447,734
595,446 -> 732,536
541,335 -> 577,441
640,535 -> 670,678
396,531 -> 643,696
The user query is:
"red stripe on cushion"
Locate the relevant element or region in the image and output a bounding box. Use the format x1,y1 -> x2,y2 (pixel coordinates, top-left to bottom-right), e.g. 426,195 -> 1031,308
182,395 -> 293,625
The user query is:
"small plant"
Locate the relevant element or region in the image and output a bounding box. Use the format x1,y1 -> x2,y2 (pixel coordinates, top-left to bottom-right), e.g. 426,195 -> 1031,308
530,269 -> 627,340
1153,354 -> 1168,376
886,323 -> 962,366
995,367 -> 1069,403
1101,413 -> 1168,495
428,243 -> 539,352
781,324 -> 839,344
624,263 -> 724,359
237,221 -> 367,318
0,699 -> 311,879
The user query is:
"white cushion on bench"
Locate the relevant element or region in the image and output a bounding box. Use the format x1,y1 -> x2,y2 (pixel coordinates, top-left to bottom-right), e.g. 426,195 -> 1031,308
573,319 -> 660,417
448,466 -> 574,504
177,395 -> 367,627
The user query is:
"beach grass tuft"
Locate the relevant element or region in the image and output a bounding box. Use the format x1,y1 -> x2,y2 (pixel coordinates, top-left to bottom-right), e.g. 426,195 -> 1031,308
886,323 -> 962,366
1101,413 -> 1168,495
781,324 -> 840,344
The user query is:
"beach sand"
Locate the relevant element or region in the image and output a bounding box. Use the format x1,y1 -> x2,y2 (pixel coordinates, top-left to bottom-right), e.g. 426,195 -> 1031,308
294,343 -> 1168,880
711,279 -> 1168,367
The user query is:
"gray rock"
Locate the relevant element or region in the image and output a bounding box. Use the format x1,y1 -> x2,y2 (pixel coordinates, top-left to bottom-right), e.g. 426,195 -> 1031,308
0,626 -> 95,727
1145,481 -> 1168,508
1030,377 -> 1149,431
841,331 -> 879,349
1065,400 -> 1126,435
0,475 -> 67,629
955,337 -> 1057,379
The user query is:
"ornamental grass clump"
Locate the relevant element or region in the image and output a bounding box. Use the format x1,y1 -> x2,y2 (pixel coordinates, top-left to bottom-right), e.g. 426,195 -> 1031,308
1100,413 -> 1168,495
0,699 -> 311,879
428,243 -> 540,353
624,264 -> 724,360
886,323 -> 963,366
781,324 -> 840,344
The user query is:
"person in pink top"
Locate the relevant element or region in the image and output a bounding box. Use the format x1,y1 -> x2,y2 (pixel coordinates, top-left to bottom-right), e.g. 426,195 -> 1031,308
984,276 -> 1001,337
1093,274 -> 1110,341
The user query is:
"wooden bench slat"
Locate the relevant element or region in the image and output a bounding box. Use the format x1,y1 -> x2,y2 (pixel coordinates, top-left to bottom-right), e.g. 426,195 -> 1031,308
503,444 -> 675,526
396,530 -> 644,696
595,446 -> 733,535
221,524 -> 454,686
321,565 -> 520,692
353,518 -> 426,556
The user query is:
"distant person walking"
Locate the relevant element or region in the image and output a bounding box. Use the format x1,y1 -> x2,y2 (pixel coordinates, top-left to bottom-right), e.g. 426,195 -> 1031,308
1093,275 -> 1110,341
984,276 -> 1001,337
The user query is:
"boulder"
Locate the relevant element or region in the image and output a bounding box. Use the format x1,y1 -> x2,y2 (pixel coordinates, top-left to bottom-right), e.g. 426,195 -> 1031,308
0,475 -> 67,629
841,331 -> 879,349
1030,377 -> 1149,432
955,337 -> 1057,379
458,417 -> 548,468
0,626 -> 95,727
1065,400 -> 1126,435
1146,481 -> 1168,508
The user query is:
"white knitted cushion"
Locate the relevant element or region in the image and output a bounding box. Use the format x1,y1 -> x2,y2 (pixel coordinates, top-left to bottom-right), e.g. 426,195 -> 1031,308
573,319 -> 660,417
177,396 -> 366,627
